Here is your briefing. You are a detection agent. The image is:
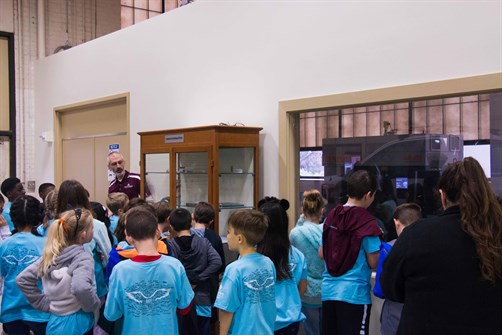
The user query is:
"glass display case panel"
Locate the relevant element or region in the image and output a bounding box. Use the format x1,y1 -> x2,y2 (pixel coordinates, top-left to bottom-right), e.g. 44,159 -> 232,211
144,153 -> 170,202
176,151 -> 209,209
218,147 -> 256,238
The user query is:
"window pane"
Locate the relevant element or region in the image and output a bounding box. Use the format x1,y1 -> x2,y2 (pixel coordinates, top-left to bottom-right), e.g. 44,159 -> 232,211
305,115 -> 316,147
354,113 -> 366,137
428,106 -> 443,134
462,102 -> 478,140
341,114 -> 353,138
412,107 -> 426,134
327,112 -> 339,138
479,100 -> 490,139
316,114 -> 327,146
135,0 -> 149,10
121,0 -> 133,6
121,6 -> 133,28
367,112 -> 380,136
149,0 -> 163,12
461,95 -> 478,103
444,104 -> 460,135
134,8 -> 149,23
395,109 -> 409,134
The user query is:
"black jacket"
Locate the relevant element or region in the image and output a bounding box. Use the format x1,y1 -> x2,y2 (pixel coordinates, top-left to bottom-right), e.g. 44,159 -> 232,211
380,206 -> 502,335
168,235 -> 222,307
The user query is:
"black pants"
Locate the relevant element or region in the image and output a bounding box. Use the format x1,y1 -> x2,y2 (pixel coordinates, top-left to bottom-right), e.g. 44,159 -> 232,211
322,300 -> 371,335
275,322 -> 300,335
3,320 -> 47,335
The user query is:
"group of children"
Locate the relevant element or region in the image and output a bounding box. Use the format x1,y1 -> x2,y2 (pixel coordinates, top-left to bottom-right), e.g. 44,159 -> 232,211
0,171 -> 424,335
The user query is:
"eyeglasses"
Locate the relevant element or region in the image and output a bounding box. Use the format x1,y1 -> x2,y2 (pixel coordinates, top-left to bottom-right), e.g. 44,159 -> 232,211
73,208 -> 82,239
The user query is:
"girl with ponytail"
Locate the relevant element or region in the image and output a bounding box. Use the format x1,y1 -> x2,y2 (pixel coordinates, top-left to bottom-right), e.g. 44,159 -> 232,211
16,208 -> 100,335
381,157 -> 502,334
257,197 -> 307,335
289,190 -> 325,335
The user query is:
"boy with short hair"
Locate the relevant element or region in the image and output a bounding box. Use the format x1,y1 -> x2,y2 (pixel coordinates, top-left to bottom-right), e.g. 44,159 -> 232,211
38,183 -> 55,203
168,208 -> 222,335
152,200 -> 173,239
106,192 -> 129,236
374,203 -> 421,335
104,206 -> 194,335
1,178 -> 26,233
214,209 -> 276,335
321,169 -> 382,335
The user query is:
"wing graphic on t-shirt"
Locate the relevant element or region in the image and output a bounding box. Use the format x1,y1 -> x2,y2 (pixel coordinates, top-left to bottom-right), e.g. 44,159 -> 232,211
3,254 -> 38,265
126,288 -> 171,304
244,276 -> 274,290
289,262 -> 297,272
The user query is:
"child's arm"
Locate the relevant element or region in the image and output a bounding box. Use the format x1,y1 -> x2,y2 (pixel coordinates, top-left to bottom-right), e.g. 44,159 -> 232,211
104,269 -> 124,321
298,279 -> 308,297
15,260 -> 51,312
366,251 -> 379,269
93,220 -> 112,265
219,309 -> 234,335
71,252 -> 101,313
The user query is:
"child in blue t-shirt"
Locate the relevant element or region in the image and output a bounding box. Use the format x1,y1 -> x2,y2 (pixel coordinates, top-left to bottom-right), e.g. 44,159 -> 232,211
321,170 -> 382,335
374,203 -> 421,335
104,206 -> 194,335
257,197 -> 307,334
0,195 -> 49,334
106,192 -> 129,244
215,209 -> 276,335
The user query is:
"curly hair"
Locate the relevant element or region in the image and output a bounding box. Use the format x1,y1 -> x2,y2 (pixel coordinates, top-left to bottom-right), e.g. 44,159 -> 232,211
11,195 -> 43,230
438,157 -> 502,284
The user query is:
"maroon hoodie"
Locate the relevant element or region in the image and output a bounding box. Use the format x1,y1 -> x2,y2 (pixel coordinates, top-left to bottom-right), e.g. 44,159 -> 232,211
323,204 -> 382,277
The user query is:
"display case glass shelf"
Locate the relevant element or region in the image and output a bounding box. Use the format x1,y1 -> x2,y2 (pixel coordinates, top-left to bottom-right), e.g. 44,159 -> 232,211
139,125 -> 262,238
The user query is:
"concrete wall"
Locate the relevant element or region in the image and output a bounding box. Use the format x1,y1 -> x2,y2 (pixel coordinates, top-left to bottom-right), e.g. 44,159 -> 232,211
34,0 -> 502,198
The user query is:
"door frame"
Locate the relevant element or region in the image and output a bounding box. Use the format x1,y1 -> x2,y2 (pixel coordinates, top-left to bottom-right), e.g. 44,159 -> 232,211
54,92 -> 130,186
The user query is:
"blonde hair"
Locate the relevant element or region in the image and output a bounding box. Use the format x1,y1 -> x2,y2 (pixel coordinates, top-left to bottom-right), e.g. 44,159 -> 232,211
42,189 -> 58,228
302,189 -> 325,220
38,208 -> 93,277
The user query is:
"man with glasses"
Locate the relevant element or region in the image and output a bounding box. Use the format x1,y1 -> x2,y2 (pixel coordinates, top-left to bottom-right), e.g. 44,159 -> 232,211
107,152 -> 142,200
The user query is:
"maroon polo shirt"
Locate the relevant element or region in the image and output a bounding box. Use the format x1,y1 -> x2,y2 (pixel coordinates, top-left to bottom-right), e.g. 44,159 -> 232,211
108,170 -> 141,199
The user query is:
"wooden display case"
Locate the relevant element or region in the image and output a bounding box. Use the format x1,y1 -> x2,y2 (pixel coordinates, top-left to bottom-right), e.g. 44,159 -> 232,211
138,125 -> 262,239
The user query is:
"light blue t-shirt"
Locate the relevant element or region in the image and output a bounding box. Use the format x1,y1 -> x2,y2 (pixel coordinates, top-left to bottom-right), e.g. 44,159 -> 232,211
274,246 -> 307,330
322,235 -> 381,304
104,255 -> 194,335
36,219 -> 54,236
3,202 -> 14,232
109,215 -> 119,235
290,221 -> 324,307
214,253 -> 276,335
0,232 -> 50,323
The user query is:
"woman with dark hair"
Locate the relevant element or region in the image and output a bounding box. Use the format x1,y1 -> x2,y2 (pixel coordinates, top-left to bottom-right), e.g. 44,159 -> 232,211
381,157 -> 502,334
0,195 -> 49,334
257,197 -> 307,335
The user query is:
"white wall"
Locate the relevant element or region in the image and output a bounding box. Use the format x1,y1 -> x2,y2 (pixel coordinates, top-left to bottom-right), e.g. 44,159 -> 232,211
34,0 -> 502,198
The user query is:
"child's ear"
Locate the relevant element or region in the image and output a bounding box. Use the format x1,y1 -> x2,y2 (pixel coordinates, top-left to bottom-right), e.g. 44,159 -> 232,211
125,235 -> 134,245
237,233 -> 244,245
